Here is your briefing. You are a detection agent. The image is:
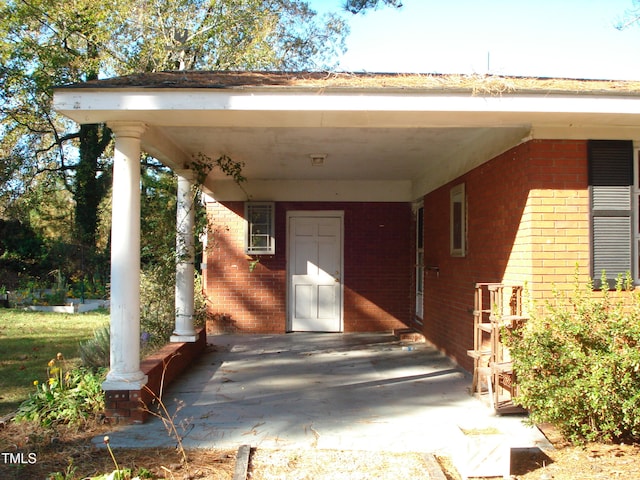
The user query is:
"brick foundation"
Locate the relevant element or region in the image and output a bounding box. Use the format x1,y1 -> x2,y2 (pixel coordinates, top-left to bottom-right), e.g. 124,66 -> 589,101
104,328 -> 206,424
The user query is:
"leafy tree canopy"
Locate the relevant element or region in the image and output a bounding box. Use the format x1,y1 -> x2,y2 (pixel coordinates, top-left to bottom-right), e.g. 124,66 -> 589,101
0,0 -> 349,293
0,0 -> 348,246
343,0 -> 403,14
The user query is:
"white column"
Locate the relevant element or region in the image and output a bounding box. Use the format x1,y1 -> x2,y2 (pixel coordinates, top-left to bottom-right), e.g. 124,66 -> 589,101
171,171 -> 197,342
103,122 -> 148,391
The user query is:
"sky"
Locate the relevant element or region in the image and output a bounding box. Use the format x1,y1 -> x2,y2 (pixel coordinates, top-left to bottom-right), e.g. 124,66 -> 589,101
309,0 -> 640,80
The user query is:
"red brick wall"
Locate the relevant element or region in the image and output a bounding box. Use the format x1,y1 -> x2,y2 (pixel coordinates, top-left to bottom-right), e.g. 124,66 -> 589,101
204,201 -> 285,333
204,201 -> 412,333
421,139 -> 589,370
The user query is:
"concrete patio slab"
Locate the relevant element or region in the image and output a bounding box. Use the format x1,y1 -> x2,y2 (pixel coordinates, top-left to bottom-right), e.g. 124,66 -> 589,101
98,333 -> 550,458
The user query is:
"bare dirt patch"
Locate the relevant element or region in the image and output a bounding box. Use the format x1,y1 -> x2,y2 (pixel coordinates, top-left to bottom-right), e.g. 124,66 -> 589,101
0,421 -> 236,480
508,424 -> 640,480
512,442 -> 640,480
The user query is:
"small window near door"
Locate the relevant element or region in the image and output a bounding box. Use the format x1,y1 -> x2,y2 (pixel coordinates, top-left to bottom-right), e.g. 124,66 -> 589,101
450,183 -> 466,257
245,202 -> 275,254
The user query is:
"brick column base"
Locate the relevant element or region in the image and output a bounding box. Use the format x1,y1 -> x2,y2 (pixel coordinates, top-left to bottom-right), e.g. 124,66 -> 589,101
105,390 -> 147,424
104,328 -> 206,424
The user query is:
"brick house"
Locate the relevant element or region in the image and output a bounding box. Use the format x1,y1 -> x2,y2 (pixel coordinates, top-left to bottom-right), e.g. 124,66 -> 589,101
53,71 -> 640,387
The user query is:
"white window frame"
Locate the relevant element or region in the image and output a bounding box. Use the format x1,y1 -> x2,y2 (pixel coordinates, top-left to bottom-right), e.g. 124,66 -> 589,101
450,183 -> 466,257
245,202 -> 275,255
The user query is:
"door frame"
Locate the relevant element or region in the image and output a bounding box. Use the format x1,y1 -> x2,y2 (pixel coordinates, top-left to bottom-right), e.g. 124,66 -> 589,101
286,210 -> 344,332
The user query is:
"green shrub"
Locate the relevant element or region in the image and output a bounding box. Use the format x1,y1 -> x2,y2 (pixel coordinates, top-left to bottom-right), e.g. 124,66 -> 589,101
140,268 -> 208,352
15,360 -> 106,428
139,266 -> 175,351
506,274 -> 640,444
80,325 -> 111,370
80,270 -> 207,368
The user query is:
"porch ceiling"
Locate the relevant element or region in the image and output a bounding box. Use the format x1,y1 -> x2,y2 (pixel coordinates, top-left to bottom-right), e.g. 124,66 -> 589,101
53,72 -> 640,201
148,123 -> 527,179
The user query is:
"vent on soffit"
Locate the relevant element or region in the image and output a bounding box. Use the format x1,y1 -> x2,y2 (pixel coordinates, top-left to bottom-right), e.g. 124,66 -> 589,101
309,154 -> 327,166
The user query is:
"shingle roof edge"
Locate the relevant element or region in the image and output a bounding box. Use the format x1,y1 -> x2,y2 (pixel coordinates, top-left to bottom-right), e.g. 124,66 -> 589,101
54,70 -> 640,95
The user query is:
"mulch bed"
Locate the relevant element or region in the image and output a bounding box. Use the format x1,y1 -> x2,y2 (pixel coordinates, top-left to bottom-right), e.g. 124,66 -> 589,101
2,419 -> 640,479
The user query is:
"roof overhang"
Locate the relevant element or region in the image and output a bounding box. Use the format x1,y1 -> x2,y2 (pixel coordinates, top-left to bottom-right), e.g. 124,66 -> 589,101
53,72 -> 640,201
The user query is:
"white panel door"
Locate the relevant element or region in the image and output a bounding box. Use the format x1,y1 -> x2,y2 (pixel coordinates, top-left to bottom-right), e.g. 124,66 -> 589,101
289,215 -> 343,332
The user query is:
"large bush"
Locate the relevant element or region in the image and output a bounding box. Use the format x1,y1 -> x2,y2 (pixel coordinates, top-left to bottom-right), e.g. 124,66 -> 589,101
506,274 -> 640,444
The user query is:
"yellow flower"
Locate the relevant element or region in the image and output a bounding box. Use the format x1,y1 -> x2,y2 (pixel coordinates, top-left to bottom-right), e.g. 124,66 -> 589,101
48,378 -> 55,385
47,359 -> 56,367
49,366 -> 60,376
33,380 -> 38,386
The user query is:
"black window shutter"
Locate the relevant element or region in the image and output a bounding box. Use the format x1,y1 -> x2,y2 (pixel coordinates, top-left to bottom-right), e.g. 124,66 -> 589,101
588,140 -> 634,289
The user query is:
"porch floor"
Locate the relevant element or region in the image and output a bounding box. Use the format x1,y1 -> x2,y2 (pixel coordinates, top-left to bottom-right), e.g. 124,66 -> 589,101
97,333 -> 550,456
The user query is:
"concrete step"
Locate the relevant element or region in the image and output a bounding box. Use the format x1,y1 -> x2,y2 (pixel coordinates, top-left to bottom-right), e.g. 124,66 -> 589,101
393,328 -> 426,343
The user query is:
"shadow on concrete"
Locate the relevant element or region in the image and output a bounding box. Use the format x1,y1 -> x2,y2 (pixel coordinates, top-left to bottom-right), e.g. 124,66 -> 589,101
99,333 -> 551,457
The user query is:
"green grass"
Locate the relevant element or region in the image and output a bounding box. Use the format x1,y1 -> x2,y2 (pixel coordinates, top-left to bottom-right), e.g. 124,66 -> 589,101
0,308 -> 108,416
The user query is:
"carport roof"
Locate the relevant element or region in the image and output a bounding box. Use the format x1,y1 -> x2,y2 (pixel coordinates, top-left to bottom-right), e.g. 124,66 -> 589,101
56,70 -> 640,93
53,71 -> 640,201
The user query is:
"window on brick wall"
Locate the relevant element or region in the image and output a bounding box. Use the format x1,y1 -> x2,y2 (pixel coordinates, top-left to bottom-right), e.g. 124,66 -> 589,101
245,202 -> 275,255
588,140 -> 633,289
450,183 -> 466,257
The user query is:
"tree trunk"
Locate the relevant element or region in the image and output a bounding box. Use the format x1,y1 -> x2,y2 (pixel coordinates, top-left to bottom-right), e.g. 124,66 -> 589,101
75,123 -> 111,247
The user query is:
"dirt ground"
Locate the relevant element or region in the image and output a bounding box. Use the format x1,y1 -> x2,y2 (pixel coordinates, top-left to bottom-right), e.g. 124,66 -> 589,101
505,424 -> 640,480
1,420 -> 639,479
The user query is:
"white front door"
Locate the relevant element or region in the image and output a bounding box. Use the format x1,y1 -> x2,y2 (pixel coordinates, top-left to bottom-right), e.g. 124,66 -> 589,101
288,213 -> 343,332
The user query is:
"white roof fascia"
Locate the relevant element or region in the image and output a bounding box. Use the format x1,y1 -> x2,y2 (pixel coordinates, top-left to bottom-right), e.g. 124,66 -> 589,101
53,88 -> 640,127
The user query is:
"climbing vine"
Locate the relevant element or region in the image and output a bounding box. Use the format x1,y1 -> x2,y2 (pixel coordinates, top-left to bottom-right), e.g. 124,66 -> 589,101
190,153 -> 247,196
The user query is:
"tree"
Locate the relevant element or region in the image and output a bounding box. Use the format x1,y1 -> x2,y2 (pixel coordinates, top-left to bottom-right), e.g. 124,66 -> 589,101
0,0 -> 348,282
0,0 -> 121,250
343,0 -> 403,14
617,7 -> 640,31
115,0 -> 348,72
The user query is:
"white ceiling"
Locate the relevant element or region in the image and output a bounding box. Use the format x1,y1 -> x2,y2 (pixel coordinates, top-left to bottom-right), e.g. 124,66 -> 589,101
157,125 -> 512,180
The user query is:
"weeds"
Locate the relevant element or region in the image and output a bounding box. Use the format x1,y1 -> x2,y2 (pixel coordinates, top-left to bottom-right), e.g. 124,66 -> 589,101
47,461 -> 77,480
15,354 -> 106,428
64,354 -> 193,480
98,435 -> 135,480
141,353 -> 191,476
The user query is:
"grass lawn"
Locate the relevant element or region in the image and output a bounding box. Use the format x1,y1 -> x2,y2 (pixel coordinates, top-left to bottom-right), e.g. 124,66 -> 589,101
0,308 -> 108,416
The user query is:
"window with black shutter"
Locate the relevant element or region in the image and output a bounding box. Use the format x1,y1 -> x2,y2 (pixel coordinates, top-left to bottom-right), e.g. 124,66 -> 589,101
588,140 -> 634,289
